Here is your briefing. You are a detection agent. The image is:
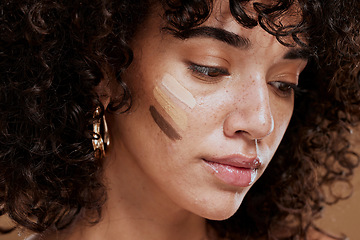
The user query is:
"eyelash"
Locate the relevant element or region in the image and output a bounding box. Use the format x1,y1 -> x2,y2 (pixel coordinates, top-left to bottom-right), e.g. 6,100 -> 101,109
188,63 -> 230,82
188,63 -> 301,97
268,81 -> 299,98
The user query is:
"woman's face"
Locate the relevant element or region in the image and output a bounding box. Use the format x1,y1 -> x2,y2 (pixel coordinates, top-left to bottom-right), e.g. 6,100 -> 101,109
105,2 -> 307,220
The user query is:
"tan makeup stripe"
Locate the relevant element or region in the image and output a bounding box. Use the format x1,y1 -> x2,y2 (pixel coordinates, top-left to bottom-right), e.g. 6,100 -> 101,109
161,73 -> 196,109
149,106 -> 182,141
153,86 -> 187,130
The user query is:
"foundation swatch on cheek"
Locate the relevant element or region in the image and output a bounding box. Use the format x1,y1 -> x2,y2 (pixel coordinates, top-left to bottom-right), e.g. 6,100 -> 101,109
153,86 -> 187,130
161,73 -> 196,109
149,106 -> 182,141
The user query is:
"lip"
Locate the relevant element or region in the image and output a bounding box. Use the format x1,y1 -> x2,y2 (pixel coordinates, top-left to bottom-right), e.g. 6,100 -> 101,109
202,155 -> 261,187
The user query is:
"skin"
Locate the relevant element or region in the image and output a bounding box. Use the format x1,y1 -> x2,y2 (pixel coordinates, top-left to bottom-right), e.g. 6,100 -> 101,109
36,1 -> 312,240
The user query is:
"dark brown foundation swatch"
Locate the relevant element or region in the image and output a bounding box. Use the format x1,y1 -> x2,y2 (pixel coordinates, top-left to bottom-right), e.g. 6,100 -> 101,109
149,105 -> 182,140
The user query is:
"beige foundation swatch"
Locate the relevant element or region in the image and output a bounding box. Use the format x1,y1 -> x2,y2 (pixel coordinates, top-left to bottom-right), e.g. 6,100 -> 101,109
161,73 -> 196,109
153,86 -> 187,130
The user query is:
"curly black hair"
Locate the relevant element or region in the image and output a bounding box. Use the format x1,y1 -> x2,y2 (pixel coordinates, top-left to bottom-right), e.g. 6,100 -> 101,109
1,0 -> 359,239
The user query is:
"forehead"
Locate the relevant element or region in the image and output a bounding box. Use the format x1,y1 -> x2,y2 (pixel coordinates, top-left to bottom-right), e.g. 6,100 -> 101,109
158,0 -> 306,46
208,0 -> 303,30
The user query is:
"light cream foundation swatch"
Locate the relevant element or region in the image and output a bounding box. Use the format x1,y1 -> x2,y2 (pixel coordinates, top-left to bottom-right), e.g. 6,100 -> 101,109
152,73 -> 197,140
161,73 -> 196,109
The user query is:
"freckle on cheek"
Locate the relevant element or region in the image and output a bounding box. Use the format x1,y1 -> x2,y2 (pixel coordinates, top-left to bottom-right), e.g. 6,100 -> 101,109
149,106 -> 182,141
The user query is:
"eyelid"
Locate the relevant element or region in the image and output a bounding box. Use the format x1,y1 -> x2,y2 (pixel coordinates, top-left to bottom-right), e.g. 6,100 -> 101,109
188,62 -> 230,74
187,62 -> 230,83
271,73 -> 299,83
266,60 -> 307,83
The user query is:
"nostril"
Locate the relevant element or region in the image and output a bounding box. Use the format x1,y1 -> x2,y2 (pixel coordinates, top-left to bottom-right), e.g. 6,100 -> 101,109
235,130 -> 263,142
235,130 -> 245,134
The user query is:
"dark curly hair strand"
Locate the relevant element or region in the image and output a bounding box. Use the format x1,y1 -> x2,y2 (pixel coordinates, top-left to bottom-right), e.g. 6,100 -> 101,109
1,0 -> 359,239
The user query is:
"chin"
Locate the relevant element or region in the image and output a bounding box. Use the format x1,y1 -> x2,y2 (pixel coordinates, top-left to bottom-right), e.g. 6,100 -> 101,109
194,189 -> 248,221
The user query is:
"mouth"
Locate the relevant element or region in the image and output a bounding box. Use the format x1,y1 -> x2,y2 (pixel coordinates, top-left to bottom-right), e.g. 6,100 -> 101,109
202,155 -> 261,187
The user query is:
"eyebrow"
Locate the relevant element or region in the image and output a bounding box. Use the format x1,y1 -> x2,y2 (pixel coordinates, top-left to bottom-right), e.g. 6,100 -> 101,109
283,48 -> 311,60
172,26 -> 251,49
172,26 -> 310,61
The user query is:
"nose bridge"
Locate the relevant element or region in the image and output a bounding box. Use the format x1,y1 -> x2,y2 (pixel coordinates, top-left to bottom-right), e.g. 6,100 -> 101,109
248,82 -> 274,139
224,71 -> 274,140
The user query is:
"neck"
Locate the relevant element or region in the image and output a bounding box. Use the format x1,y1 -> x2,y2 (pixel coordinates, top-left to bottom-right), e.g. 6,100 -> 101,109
51,146 -> 210,240
62,207 -> 208,240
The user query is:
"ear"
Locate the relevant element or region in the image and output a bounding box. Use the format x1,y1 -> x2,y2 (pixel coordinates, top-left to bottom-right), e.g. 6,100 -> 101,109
94,67 -> 117,110
94,77 -> 111,110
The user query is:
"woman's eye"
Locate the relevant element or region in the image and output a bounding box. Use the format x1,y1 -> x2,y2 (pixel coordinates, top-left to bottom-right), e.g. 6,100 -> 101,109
269,81 -> 298,98
188,63 -> 229,82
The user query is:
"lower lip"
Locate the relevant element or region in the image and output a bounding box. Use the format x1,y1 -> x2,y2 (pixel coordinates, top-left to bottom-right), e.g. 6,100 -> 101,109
204,160 -> 257,187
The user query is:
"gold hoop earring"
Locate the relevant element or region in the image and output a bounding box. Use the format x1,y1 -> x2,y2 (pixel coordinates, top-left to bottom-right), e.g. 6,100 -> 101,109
92,106 -> 109,159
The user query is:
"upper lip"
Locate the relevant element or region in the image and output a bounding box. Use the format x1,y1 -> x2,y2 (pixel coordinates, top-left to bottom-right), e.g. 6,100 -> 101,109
203,154 -> 261,169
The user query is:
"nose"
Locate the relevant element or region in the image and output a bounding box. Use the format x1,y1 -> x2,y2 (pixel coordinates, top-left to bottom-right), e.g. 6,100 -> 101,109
223,75 -> 274,141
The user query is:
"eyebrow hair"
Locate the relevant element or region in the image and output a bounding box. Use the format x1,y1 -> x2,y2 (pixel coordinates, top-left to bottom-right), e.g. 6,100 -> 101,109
172,26 -> 251,49
170,26 -> 310,60
283,48 -> 311,60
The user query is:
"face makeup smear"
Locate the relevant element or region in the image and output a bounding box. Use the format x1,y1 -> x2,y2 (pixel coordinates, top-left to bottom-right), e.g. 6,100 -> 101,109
161,73 -> 196,109
149,106 -> 182,140
150,73 -> 197,141
153,86 -> 187,130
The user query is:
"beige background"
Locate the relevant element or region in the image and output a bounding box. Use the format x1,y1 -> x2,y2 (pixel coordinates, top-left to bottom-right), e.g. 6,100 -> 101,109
1,139 -> 360,239
316,166 -> 360,239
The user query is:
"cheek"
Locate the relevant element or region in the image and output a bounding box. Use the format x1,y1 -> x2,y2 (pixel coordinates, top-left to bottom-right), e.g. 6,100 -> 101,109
267,93 -> 294,143
149,105 -> 183,141
272,101 -> 294,143
149,73 -> 199,141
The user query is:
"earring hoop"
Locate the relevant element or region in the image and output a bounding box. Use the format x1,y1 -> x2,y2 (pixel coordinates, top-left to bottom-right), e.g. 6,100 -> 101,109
92,106 -> 109,159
